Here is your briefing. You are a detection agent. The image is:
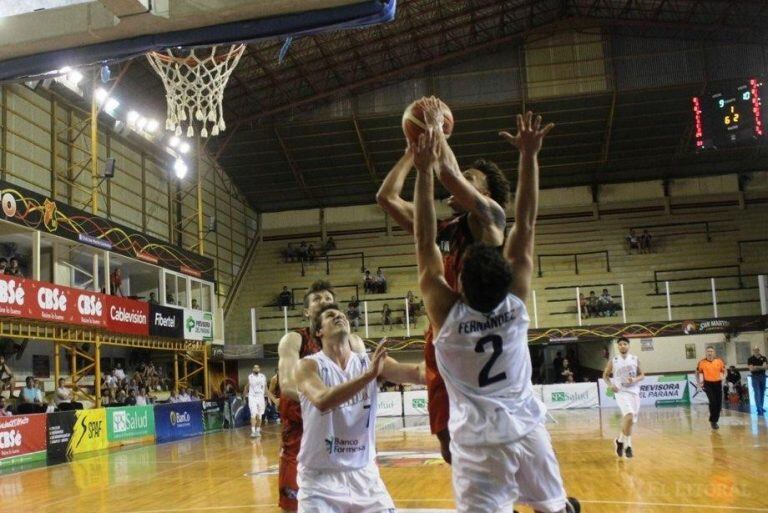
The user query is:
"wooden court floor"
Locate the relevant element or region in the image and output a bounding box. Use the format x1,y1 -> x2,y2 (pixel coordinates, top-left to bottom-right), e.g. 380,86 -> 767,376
3,405 -> 768,513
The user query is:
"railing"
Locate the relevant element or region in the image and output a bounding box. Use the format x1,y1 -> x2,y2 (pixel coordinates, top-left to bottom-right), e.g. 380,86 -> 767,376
738,239 -> 768,263
630,221 -> 712,242
537,250 -> 610,277
650,265 -> 742,294
299,251 -> 366,276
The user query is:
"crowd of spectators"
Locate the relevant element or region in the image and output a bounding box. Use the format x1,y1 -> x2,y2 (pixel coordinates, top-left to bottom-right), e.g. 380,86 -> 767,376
626,229 -> 652,254
0,257 -> 24,277
363,268 -> 387,294
579,289 -> 619,318
281,237 -> 337,264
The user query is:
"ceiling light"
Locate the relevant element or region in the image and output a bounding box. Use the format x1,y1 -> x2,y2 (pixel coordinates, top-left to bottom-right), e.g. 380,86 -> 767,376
136,116 -> 148,130
179,142 -> 191,154
173,158 -> 188,180
126,111 -> 140,124
67,70 -> 83,85
94,87 -> 109,104
104,97 -> 119,115
168,136 -> 180,148
145,119 -> 159,133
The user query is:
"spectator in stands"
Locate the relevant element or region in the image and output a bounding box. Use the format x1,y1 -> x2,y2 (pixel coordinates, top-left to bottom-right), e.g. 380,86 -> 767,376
0,258 -> 7,274
324,236 -> 337,252
406,290 -> 421,324
626,229 -> 640,254
599,289 -> 616,317
0,396 -> 11,416
179,388 -> 192,402
110,267 -> 124,296
191,299 -> 200,310
349,295 -> 359,308
55,378 -> 72,406
346,302 -> 361,332
381,303 -> 393,331
148,292 -> 158,304
126,388 -> 137,406
298,241 -> 309,262
0,355 -> 14,393
640,229 -> 653,253
115,362 -> 126,381
166,293 -> 175,305
561,358 -> 575,383
6,257 -> 22,277
579,293 -> 589,318
135,387 -> 150,406
277,286 -> 292,310
21,376 -> 43,406
552,352 -> 564,381
307,244 -> 317,262
375,268 -> 387,293
282,243 -> 297,263
587,290 -> 599,317
169,389 -> 180,403
363,269 -> 374,293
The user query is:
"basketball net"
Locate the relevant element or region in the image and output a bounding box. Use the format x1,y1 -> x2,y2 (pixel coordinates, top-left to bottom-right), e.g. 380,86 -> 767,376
147,44 -> 246,138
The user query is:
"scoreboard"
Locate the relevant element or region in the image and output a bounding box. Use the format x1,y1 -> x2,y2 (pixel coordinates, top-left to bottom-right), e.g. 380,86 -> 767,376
692,79 -> 765,150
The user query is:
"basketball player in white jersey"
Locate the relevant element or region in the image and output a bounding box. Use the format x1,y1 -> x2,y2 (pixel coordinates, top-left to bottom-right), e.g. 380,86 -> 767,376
293,304 -> 424,513
412,111 -> 579,513
602,337 -> 644,458
246,364 -> 267,438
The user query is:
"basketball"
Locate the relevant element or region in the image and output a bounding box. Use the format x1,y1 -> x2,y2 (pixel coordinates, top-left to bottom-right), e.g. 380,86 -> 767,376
401,98 -> 454,145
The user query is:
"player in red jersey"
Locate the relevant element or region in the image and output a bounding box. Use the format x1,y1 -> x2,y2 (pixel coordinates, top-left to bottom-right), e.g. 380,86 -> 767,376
376,97 -> 509,463
275,279 -> 368,512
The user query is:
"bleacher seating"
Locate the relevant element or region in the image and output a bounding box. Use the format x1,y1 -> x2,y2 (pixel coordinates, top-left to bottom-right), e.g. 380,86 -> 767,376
225,204 -> 768,347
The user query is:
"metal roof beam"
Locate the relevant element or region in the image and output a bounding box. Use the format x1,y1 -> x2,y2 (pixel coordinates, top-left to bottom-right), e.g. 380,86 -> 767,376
273,127 -> 314,204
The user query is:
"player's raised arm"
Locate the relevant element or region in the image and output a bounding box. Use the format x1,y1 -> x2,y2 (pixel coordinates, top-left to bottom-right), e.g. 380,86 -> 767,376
423,97 -> 506,236
501,112 -> 554,301
412,130 -> 458,331
277,331 -> 303,402
376,149 -> 416,234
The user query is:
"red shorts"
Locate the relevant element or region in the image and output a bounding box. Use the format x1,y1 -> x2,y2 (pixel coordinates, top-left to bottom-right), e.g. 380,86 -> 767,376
278,397 -> 303,511
424,324 -> 449,435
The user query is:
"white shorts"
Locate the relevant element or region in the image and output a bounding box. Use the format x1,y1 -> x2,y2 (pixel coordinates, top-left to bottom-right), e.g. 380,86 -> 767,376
615,391 -> 640,423
450,424 -> 567,513
248,397 -> 265,418
298,463 -> 396,513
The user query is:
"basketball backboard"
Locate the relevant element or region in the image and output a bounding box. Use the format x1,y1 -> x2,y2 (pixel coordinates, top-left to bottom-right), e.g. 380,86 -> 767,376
0,0 -> 396,81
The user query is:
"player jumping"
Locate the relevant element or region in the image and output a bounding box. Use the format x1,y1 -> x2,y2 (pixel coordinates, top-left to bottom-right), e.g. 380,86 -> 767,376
412,109 -> 579,513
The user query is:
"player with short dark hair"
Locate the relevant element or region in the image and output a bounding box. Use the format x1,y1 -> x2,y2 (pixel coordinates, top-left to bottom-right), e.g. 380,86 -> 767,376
376,96 -> 509,463
602,337 -> 645,458
412,111 -> 578,513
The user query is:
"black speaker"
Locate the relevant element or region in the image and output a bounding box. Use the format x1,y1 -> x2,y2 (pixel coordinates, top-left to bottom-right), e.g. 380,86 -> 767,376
103,158 -> 116,178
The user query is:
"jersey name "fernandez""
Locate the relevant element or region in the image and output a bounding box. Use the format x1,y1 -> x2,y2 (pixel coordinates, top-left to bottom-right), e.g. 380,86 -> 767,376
457,310 -> 516,334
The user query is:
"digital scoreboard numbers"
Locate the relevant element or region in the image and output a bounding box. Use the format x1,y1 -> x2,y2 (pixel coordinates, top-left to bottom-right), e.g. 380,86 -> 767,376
692,78 -> 765,150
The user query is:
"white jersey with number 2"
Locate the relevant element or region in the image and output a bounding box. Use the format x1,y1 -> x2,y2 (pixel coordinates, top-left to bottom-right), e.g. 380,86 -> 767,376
434,293 -> 546,447
248,373 -> 267,400
612,354 -> 640,395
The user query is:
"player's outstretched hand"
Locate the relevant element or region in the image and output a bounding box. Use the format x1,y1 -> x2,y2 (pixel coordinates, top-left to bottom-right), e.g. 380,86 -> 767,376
421,96 -> 445,132
367,341 -> 389,380
499,111 -> 554,155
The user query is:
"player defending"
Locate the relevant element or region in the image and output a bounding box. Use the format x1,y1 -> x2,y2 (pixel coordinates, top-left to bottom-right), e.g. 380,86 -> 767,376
412,112 -> 578,513
294,304 -> 425,512
376,96 -> 509,462
275,280 -> 366,512
246,364 -> 267,438
602,337 -> 645,458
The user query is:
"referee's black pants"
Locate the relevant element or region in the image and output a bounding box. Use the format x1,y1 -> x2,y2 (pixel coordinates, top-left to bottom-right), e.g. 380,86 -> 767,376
703,381 -> 723,423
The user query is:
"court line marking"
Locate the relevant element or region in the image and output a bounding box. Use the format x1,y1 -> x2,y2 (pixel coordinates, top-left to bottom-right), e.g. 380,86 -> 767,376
118,499 -> 768,513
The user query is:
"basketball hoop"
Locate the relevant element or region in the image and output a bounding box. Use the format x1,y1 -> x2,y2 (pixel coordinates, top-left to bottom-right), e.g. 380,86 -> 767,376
147,44 -> 246,138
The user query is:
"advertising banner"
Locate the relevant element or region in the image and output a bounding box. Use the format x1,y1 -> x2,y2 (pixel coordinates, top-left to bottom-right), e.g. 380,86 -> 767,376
106,406 -> 155,444
377,391 -> 403,417
154,401 -> 204,443
148,304 -> 184,339
71,408 -> 108,455
46,410 -> 76,460
686,374 -> 710,404
0,413 -> 47,466
0,179 -> 214,281
183,309 -> 213,341
106,296 -> 149,336
599,375 -> 690,408
403,390 -> 428,416
543,383 -> 599,410
202,401 -> 224,432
